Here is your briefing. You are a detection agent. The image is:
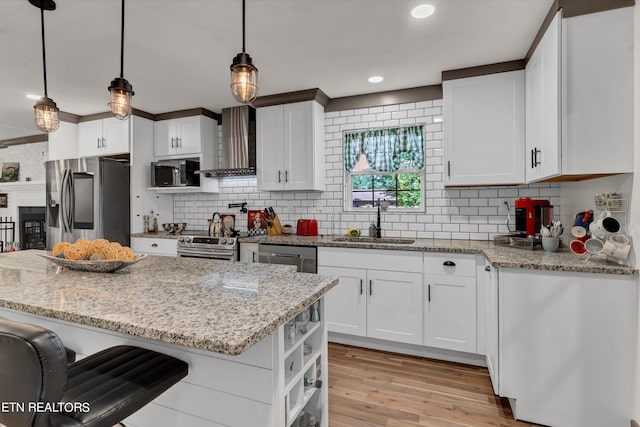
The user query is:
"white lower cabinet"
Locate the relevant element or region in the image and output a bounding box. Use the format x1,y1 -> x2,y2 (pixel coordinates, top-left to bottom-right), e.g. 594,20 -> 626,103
239,242 -> 259,263
498,269 -> 636,427
318,248 -> 423,346
366,269 -> 423,344
424,253 -> 477,353
131,237 -> 177,257
316,266 -> 366,337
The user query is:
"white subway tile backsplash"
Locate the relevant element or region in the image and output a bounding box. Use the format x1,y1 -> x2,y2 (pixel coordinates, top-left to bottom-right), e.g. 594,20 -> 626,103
169,99 -> 560,240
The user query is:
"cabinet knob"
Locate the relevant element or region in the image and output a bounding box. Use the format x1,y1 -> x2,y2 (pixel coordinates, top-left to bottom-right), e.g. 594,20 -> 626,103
485,265 -> 491,272
443,261 -> 456,267
151,243 -> 158,247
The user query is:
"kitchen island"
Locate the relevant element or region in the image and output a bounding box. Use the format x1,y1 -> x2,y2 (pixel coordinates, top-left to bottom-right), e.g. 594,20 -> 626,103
0,251 -> 338,427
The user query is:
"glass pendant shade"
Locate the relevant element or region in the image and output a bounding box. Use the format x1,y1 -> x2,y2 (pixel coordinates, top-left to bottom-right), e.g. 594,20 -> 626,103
230,52 -> 258,103
33,96 -> 59,133
108,77 -> 134,120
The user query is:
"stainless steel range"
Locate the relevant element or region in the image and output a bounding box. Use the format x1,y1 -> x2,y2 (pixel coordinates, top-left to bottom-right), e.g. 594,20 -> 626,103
177,235 -> 239,261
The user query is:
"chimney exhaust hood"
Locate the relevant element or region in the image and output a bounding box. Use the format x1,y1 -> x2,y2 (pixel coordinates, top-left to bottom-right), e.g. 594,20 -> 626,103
201,105 -> 256,177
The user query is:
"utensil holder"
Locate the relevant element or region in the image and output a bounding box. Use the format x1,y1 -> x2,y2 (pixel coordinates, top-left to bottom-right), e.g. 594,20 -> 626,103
542,236 -> 560,252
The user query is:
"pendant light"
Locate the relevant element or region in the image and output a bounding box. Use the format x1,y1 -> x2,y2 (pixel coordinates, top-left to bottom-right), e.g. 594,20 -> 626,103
230,0 -> 258,103
108,0 -> 134,120
30,0 -> 59,133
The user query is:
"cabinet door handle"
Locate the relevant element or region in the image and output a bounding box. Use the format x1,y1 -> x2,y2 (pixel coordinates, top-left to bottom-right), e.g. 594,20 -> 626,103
530,148 -> 535,169
285,170 -> 289,182
171,137 -> 175,148
151,243 -> 158,247
369,279 -> 372,296
447,160 -> 451,178
252,251 -> 256,262
176,137 -> 181,148
443,261 -> 456,267
360,279 -> 363,295
102,137 -> 107,148
428,284 -> 431,302
534,148 -> 541,167
97,138 -> 101,149
278,170 -> 282,183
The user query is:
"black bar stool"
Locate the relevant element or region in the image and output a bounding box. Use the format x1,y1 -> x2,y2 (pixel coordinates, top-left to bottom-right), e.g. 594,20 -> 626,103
0,317 -> 188,427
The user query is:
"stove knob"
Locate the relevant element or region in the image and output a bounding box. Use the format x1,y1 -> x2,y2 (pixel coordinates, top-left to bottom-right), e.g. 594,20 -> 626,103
178,236 -> 184,242
220,239 -> 227,245
184,236 -> 192,243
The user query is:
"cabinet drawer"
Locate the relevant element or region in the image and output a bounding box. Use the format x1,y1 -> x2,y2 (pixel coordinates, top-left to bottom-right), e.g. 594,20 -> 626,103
424,253 -> 476,277
131,237 -> 177,256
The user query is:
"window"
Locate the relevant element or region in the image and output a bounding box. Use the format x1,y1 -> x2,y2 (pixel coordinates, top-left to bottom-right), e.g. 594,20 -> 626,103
344,125 -> 424,210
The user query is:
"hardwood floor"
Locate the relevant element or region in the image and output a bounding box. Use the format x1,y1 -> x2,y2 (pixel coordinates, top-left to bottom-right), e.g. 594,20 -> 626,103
328,343 -> 539,427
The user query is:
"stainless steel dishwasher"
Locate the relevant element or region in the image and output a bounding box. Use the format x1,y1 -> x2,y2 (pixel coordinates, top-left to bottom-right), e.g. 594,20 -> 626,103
257,244 -> 317,273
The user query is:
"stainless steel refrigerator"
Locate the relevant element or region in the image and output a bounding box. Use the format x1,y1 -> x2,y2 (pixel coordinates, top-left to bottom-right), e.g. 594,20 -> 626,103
45,157 -> 130,250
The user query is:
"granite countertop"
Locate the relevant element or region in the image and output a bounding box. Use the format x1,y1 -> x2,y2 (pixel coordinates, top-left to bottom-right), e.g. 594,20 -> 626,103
0,251 -> 338,355
241,234 -> 638,276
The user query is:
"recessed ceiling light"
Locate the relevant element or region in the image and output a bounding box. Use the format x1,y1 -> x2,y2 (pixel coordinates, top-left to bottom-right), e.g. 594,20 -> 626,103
411,4 -> 435,19
368,76 -> 384,83
26,94 -> 41,100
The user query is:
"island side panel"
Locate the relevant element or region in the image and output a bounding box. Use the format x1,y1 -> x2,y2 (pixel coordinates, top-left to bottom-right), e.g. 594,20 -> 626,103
0,308 -> 277,426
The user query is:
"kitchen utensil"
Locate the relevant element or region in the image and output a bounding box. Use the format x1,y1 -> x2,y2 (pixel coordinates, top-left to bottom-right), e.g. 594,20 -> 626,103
541,236 -> 559,252
296,219 -> 318,236
570,240 -> 587,256
570,225 -> 587,239
590,212 -> 621,236
602,239 -> 631,260
221,214 -> 235,237
584,237 -> 604,254
610,234 -> 630,244
347,227 -> 361,237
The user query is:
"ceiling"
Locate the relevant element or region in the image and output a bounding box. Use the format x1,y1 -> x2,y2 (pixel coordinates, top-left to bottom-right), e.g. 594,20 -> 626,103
0,0 -> 553,140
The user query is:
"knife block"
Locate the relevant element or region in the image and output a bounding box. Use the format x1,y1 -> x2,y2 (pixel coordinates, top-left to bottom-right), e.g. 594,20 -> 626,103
267,215 -> 283,235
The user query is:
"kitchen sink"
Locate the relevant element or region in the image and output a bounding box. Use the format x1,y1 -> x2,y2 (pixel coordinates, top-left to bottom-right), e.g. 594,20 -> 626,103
332,236 -> 415,244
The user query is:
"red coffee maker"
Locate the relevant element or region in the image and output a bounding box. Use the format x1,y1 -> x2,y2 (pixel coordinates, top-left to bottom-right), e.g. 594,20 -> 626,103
514,198 -> 553,236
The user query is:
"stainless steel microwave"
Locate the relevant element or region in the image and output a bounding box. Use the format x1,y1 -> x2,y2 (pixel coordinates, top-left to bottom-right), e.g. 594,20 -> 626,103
151,159 -> 200,187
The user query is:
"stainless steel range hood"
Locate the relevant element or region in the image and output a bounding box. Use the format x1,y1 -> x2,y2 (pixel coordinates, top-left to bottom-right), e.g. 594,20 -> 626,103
202,106 -> 256,177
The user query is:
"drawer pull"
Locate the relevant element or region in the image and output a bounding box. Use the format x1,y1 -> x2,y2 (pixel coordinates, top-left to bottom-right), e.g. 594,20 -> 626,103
360,279 -> 363,295
443,261 -> 456,267
151,243 -> 158,248
428,284 -> 431,302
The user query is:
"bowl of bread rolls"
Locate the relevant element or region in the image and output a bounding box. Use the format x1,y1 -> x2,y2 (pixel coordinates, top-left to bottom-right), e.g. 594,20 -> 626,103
40,238 -> 147,273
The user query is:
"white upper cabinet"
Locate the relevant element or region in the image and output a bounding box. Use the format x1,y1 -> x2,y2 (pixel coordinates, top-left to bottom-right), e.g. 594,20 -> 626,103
154,115 -> 211,158
525,11 -> 561,182
444,70 -> 525,186
526,7 -> 634,182
78,117 -> 130,157
48,121 -> 79,161
256,100 -> 325,191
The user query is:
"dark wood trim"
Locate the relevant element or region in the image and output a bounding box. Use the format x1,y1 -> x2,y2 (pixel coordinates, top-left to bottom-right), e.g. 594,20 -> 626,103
59,111 -> 81,123
131,108 -> 156,121
325,85 -> 442,112
77,112 -> 115,122
525,0 -> 635,62
154,108 -> 221,122
0,134 -> 48,147
252,88 -> 330,108
631,420 -> 640,427
442,60 -> 525,81
562,0 -> 634,18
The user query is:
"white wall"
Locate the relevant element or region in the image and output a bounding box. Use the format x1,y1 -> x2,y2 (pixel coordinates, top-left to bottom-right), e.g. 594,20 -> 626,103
175,101 -> 560,238
0,141 -> 47,183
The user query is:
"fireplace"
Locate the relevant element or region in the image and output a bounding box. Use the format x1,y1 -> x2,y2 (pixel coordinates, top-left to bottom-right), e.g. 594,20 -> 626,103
19,207 -> 46,250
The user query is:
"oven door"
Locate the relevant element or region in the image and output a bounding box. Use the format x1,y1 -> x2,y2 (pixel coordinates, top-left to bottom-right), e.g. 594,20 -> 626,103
177,247 -> 236,261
